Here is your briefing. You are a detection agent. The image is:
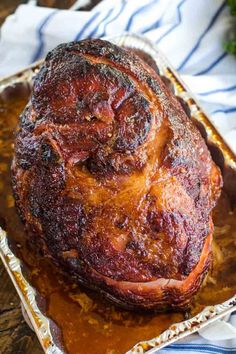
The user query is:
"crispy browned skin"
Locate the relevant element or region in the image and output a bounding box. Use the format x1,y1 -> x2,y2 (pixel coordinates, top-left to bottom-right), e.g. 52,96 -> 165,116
12,39 -> 222,310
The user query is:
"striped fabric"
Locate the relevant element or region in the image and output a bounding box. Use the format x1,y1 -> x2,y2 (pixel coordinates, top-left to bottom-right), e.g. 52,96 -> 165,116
158,311 -> 236,353
0,1 -> 236,351
0,0 -> 236,154
0,0 -> 235,155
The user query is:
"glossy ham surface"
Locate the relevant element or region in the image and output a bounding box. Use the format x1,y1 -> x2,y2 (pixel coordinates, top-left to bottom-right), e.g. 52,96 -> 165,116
12,39 -> 222,310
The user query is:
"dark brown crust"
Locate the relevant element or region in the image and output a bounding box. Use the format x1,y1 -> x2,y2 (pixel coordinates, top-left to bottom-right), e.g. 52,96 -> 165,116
11,39 -> 222,310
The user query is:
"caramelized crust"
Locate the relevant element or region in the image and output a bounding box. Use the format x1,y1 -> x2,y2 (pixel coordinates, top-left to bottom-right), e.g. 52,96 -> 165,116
12,39 -> 222,310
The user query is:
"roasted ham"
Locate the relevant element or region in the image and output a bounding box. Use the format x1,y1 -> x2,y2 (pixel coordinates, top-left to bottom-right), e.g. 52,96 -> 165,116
12,39 -> 222,310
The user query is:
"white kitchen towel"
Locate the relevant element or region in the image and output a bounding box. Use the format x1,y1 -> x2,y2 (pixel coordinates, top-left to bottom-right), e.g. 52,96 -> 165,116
0,0 -> 236,154
0,0 -> 236,153
0,0 -> 236,352
161,311 -> 236,354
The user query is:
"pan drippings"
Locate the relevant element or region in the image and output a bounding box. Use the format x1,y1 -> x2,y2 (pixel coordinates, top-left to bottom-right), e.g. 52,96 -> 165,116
0,87 -> 235,354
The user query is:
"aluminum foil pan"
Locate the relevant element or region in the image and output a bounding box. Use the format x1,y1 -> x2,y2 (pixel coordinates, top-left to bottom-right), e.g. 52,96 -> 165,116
0,33 -> 235,354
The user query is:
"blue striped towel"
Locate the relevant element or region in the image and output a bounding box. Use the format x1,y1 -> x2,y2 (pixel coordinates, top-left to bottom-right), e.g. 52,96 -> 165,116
0,0 -> 236,352
0,0 -> 236,154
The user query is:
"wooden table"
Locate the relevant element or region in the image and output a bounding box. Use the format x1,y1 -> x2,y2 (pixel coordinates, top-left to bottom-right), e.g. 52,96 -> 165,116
0,1 -> 100,353
0,264 -> 43,354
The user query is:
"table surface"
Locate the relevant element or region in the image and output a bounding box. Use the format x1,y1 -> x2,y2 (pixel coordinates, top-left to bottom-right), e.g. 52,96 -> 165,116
0,1 -> 99,353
